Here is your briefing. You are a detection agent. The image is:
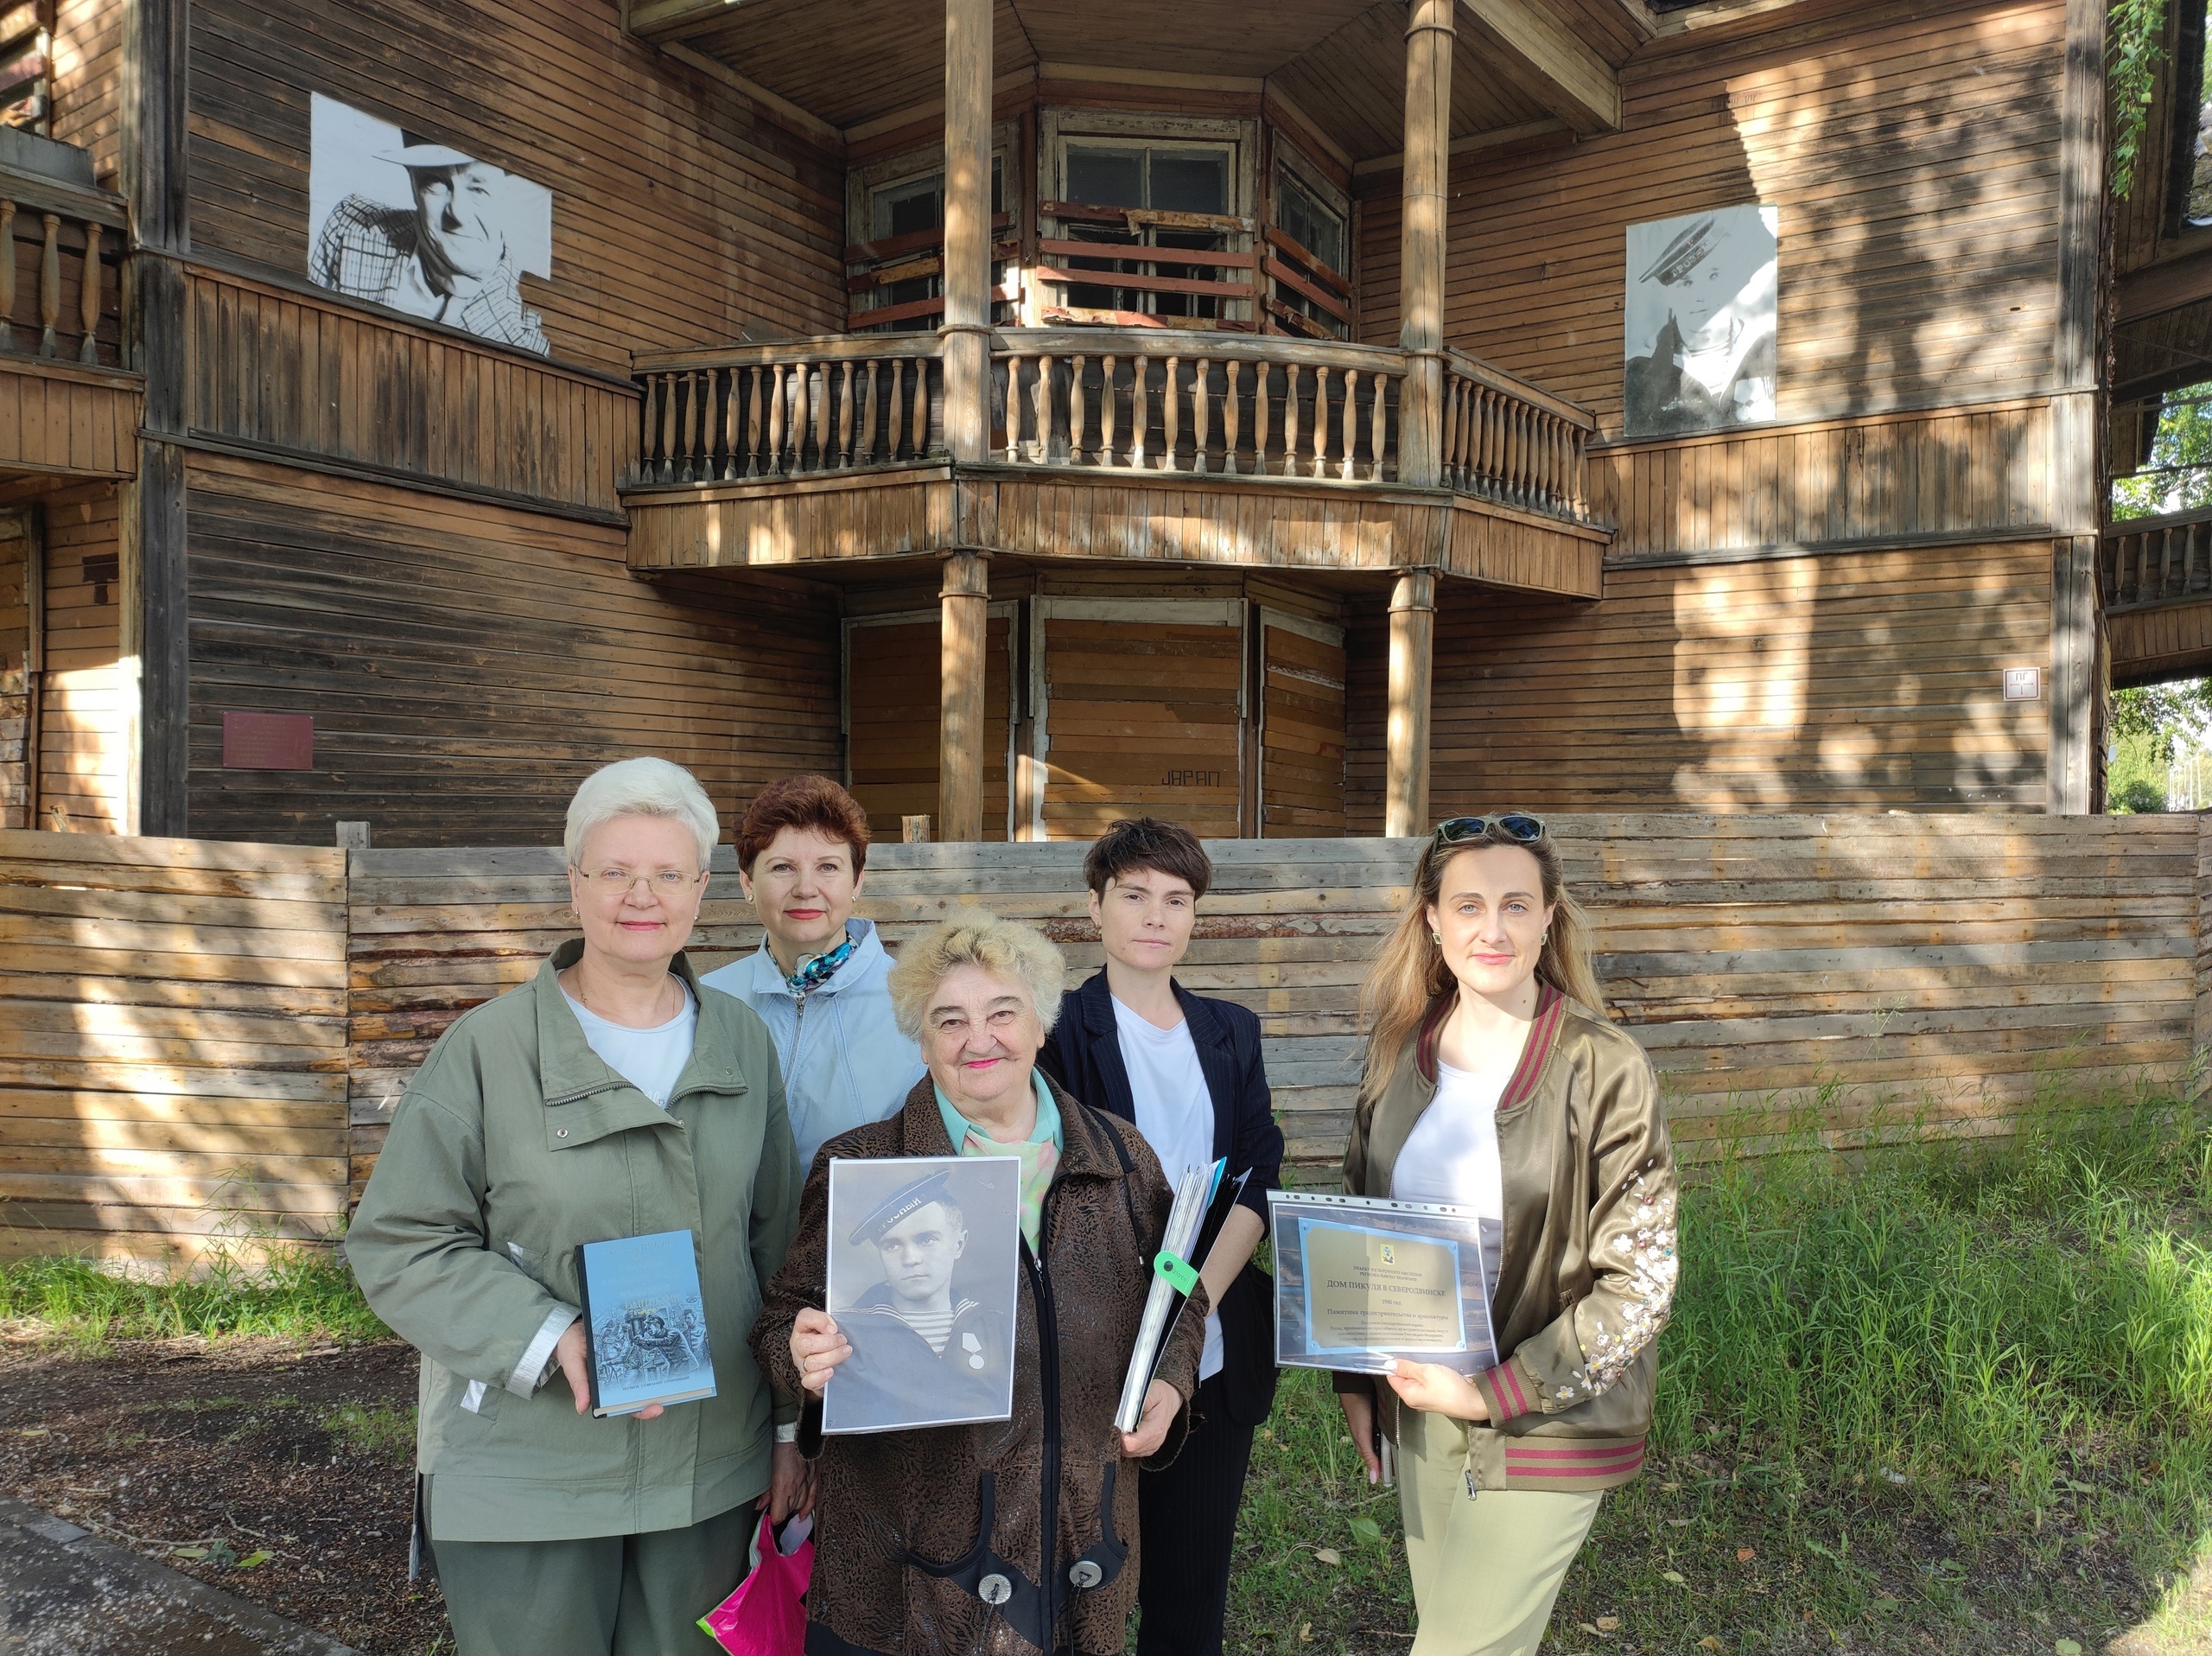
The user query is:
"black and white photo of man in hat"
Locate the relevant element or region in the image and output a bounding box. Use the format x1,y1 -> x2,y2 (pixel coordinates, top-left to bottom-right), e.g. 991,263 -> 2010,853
823,1161 -> 1019,1435
308,101 -> 550,356
1623,202 -> 1778,439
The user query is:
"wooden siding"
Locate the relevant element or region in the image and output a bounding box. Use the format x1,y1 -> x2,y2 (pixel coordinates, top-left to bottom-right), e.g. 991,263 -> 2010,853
1359,0 -> 2065,433
338,817 -> 2197,1203
51,0 -> 124,182
182,454 -> 842,846
186,0 -> 846,372
1041,614 -> 1243,838
1593,398 -> 2052,561
1347,540 -> 2052,822
1259,615 -> 1346,835
36,483 -> 124,835
2109,596 -> 2212,688
186,264 -> 637,517
0,831 -> 349,1266
0,357 -> 140,482
626,467 -> 1606,596
846,613 -> 1013,842
0,513 -> 26,827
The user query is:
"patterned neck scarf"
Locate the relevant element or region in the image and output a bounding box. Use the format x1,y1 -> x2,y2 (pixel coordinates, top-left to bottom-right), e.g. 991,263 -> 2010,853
785,927 -> 857,998
937,1073 -> 1063,1252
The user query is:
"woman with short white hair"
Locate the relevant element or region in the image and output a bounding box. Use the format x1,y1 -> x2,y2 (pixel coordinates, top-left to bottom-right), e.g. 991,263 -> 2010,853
350,757 -> 809,1656
751,908 -> 1207,1656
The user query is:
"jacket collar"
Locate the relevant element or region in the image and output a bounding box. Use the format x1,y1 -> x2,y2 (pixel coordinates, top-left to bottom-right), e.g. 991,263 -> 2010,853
744,918 -> 884,999
1073,970 -> 1237,1158
535,939 -> 743,1118
1414,982 -> 1567,1112
892,1067 -> 1128,1184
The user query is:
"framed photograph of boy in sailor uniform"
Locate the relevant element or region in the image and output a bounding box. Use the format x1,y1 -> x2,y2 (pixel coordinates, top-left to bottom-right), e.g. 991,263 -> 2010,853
1267,1190 -> 1500,1379
823,1156 -> 1022,1434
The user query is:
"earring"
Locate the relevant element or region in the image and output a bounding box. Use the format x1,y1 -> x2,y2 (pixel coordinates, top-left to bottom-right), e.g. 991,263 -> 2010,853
1431,932 -> 1443,946
1541,930 -> 1550,946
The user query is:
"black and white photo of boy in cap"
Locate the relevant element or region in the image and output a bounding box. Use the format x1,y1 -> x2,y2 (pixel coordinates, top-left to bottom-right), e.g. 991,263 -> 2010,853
823,1160 -> 1020,1434
1623,203 -> 1778,439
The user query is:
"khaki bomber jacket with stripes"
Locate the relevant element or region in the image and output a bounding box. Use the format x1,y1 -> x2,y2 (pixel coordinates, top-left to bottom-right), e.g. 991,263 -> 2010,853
1337,985 -> 1679,1494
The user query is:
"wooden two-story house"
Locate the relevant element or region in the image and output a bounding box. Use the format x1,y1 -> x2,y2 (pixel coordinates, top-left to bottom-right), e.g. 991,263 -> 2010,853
0,0 -> 2112,847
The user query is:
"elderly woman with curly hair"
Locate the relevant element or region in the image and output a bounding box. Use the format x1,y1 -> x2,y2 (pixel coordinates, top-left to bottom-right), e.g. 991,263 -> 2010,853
750,909 -> 1205,1656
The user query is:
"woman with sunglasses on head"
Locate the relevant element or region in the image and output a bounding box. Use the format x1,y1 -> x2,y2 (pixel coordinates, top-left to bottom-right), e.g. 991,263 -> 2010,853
1336,813 -> 1678,1656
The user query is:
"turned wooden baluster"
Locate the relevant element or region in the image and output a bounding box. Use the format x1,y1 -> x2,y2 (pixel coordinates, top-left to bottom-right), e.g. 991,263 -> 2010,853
887,360 -> 907,460
1572,430 -> 1587,518
1192,356 -> 1212,475
720,368 -> 740,479
1338,368 -> 1360,481
1069,354 -> 1088,462
1163,356 -> 1181,472
1223,360 -> 1243,475
1130,356 -> 1150,469
1101,355 -> 1119,464
811,366 -> 830,468
911,359 -> 930,455
655,373 -> 677,482
0,200 -> 15,353
1441,377 -> 1462,489
745,367 -> 765,475
1002,356 -> 1022,461
1032,353 -> 1052,462
77,221 -> 99,364
1362,373 -> 1380,478
1311,367 -> 1332,477
837,361 -> 855,466
1282,364 -> 1301,478
37,213 -> 57,359
856,361 -> 876,465
768,364 -> 788,475
1251,360 -> 1271,475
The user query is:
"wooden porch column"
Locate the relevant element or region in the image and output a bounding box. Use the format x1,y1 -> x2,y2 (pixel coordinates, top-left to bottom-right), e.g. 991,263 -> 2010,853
1397,0 -> 1453,489
939,551 -> 990,841
1385,570 -> 1435,837
940,0 -> 993,463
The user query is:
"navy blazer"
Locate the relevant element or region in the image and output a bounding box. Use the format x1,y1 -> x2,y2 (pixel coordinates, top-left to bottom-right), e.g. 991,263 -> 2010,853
1039,970 -> 1284,1427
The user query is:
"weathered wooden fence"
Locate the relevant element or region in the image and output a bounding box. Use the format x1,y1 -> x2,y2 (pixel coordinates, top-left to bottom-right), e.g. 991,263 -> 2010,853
4,815 -> 2205,1265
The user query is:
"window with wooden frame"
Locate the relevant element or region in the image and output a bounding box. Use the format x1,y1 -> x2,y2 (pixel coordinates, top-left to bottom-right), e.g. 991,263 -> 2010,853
846,140 -> 1014,334
0,3 -> 49,133
1038,113 -> 1258,330
1266,149 -> 1351,340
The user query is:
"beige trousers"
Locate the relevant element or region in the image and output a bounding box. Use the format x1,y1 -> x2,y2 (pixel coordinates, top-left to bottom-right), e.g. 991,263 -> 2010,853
1396,1406 -> 1604,1656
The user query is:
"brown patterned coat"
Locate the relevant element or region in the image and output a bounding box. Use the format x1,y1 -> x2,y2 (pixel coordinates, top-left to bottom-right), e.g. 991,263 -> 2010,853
749,1076 -> 1207,1656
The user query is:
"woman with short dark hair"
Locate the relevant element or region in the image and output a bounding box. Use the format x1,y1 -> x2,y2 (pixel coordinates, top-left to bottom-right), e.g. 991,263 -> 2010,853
1338,813 -> 1677,1656
1039,818 -> 1283,1656
702,775 -> 924,1172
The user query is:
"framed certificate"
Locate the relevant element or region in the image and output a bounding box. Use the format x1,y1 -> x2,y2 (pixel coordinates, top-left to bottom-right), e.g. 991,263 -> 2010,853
1267,1190 -> 1500,1378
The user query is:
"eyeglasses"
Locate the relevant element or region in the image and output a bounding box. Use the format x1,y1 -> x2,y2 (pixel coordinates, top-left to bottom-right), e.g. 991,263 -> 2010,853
1432,814 -> 1546,850
575,867 -> 705,894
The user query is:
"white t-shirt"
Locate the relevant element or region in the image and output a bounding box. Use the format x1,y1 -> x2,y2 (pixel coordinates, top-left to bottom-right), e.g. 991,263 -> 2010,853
1112,995 -> 1224,1382
1390,1060 -> 1507,1297
563,982 -> 699,1109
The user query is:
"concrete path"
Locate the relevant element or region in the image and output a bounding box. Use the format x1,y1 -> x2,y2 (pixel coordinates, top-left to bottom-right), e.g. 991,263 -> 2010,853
0,1497 -> 355,1655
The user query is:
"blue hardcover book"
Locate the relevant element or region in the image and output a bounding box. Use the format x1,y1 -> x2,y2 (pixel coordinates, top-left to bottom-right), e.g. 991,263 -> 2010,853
575,1230 -> 718,1418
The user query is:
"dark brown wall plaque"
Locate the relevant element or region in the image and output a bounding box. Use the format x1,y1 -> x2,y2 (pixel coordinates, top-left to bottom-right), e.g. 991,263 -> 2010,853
221,711 -> 315,770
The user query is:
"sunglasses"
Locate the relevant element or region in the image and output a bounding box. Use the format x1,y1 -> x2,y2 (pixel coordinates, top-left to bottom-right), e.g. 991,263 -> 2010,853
1432,813 -> 1546,849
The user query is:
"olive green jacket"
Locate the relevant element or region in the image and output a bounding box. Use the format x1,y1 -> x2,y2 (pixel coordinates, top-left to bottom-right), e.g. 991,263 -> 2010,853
1339,986 -> 1677,1493
346,942 -> 803,1543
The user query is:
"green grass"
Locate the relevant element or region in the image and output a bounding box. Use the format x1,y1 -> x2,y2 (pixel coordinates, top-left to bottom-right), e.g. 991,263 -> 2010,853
323,1400 -> 418,1463
1222,1089 -> 2212,1654
0,1240 -> 387,1347
6,1091 -> 2211,1653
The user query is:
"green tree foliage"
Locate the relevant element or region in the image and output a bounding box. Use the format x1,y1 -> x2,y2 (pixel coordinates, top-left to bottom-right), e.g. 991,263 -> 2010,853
2114,389 -> 2212,519
2112,0 -> 2172,199
2109,680 -> 2212,811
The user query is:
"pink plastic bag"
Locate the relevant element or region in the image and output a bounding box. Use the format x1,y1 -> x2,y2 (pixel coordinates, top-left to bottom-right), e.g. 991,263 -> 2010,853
697,1510 -> 813,1656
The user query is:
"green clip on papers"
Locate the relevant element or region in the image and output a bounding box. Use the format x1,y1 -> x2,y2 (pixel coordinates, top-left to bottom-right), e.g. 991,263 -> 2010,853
1154,1250 -> 1199,1296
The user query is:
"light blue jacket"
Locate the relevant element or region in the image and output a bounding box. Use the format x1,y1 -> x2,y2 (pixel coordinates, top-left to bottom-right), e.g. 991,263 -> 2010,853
700,920 -> 925,1172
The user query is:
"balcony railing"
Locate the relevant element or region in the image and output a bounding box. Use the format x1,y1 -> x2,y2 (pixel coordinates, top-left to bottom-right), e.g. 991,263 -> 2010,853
627,328 -> 1598,524
2104,506 -> 2212,607
0,157 -> 126,370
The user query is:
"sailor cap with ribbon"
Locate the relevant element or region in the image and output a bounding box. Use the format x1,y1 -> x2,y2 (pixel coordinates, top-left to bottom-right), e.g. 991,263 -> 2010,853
848,1168 -> 958,1247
